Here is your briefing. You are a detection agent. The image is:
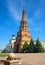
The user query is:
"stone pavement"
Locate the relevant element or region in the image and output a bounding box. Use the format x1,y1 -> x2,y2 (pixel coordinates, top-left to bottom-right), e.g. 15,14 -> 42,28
0,60 -> 4,65
0,53 -> 45,65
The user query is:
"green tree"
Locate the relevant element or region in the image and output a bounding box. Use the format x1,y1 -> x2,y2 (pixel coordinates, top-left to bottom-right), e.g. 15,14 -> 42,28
22,41 -> 29,53
2,48 -> 6,53
35,38 -> 43,52
29,38 -> 35,53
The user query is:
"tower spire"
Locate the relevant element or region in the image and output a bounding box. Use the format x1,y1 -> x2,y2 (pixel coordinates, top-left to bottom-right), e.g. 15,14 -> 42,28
22,6 -> 26,21
20,6 -> 27,27
23,5 -> 25,12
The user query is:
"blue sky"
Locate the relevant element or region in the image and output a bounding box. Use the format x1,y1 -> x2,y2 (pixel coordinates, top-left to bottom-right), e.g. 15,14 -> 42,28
0,0 -> 45,49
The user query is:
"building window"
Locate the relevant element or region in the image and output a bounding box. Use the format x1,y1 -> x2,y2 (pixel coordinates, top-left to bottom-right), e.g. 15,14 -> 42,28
7,50 -> 8,52
11,45 -> 12,48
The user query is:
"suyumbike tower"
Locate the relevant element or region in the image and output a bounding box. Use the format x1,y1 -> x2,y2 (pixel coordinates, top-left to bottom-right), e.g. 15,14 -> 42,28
14,8 -> 31,52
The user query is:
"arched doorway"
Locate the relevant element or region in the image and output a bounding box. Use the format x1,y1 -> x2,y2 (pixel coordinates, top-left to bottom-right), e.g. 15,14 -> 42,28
17,44 -> 19,52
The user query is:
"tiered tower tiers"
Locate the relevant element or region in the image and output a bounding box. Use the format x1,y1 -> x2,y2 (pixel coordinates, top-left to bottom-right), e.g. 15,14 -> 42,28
14,8 -> 31,52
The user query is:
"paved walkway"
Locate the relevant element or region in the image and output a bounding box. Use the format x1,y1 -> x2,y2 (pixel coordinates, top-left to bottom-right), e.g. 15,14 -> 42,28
15,53 -> 45,65
0,53 -> 45,65
0,61 -> 4,65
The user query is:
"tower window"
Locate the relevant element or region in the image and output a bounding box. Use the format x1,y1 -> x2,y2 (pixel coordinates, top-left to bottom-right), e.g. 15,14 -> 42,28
25,34 -> 27,36
25,28 -> 26,30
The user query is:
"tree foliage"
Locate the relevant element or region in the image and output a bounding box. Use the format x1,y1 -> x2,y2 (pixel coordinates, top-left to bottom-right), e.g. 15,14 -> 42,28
35,38 -> 43,52
22,38 -> 45,53
2,48 -> 6,53
29,38 -> 35,53
22,41 -> 29,53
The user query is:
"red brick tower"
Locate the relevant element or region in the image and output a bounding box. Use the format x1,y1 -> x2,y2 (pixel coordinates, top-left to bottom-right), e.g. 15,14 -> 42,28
14,8 -> 31,52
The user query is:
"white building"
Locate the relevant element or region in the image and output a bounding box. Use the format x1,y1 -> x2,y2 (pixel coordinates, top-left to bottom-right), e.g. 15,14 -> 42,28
6,34 -> 16,53
41,41 -> 45,50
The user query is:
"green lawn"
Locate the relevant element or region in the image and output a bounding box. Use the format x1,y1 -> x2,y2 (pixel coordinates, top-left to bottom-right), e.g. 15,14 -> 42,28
0,54 -> 8,57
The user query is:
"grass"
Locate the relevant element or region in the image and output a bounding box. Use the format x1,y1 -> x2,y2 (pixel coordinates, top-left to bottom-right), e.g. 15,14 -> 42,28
0,53 -> 8,57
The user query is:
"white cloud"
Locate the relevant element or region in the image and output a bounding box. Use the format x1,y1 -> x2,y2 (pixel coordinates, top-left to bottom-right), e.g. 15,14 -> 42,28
34,9 -> 42,20
6,0 -> 21,21
6,0 -> 42,32
6,0 -> 42,24
27,9 -> 42,26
